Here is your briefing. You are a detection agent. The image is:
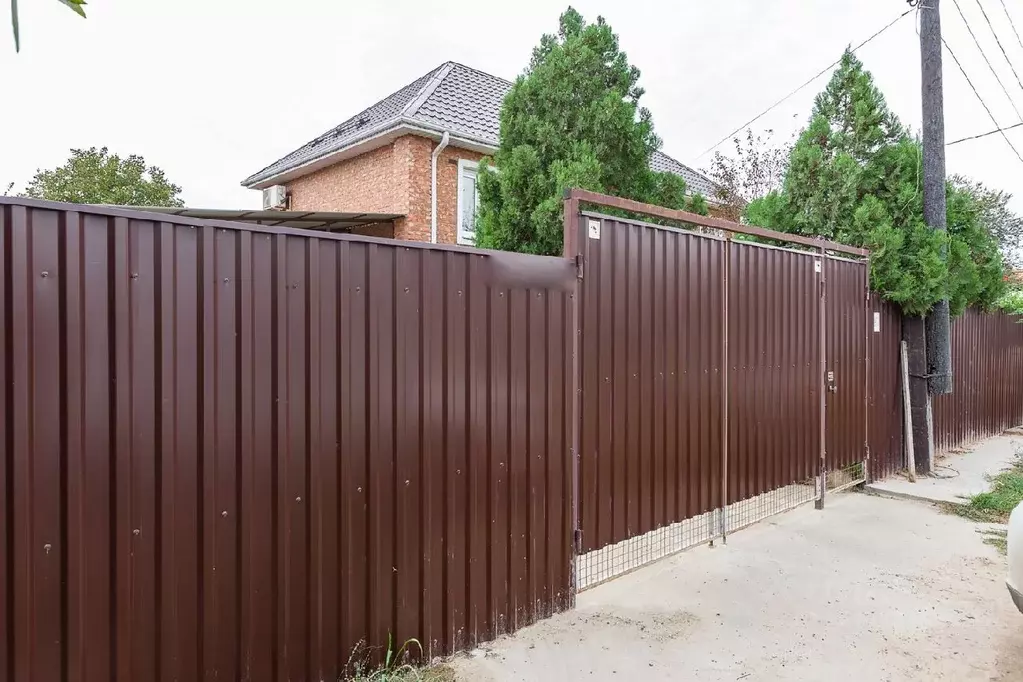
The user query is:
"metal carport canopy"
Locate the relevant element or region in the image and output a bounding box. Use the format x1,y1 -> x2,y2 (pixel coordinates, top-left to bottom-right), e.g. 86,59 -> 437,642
135,206 -> 403,231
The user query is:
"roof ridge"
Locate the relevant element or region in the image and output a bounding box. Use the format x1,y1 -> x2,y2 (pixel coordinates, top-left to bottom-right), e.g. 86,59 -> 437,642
401,62 -> 455,118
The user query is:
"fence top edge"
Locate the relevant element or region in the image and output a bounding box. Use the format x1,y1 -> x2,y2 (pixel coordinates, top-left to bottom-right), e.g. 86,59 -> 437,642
566,188 -> 869,258
0,196 -> 567,263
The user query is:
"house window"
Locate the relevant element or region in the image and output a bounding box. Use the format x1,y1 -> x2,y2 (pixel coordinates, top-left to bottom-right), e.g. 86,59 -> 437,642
457,159 -> 478,245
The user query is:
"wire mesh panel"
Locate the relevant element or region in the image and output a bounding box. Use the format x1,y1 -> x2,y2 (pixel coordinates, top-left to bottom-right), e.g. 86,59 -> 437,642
725,478 -> 820,534
826,461 -> 867,493
575,509 -> 720,590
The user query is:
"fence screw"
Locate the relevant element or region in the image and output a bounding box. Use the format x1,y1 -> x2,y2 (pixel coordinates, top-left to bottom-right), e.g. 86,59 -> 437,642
222,510 -> 228,518
40,271 -> 49,278
357,487 -> 362,493
43,543 -> 52,554
133,529 -> 140,536
295,496 -> 302,503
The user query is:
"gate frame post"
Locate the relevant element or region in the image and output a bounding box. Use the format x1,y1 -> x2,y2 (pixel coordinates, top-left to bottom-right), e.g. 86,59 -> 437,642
563,190 -> 582,606
816,247 -> 828,510
720,236 -> 731,540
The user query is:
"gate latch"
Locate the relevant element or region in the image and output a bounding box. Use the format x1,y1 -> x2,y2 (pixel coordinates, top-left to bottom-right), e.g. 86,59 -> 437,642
827,370 -> 838,393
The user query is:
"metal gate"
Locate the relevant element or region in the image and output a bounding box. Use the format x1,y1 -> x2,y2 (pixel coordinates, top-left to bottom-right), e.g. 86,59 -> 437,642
564,190 -> 869,589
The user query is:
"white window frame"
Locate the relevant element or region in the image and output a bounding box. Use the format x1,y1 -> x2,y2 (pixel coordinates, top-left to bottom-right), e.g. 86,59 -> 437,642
456,159 -> 479,246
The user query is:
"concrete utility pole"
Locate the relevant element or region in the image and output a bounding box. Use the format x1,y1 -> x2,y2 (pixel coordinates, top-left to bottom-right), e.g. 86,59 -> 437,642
919,0 -> 954,398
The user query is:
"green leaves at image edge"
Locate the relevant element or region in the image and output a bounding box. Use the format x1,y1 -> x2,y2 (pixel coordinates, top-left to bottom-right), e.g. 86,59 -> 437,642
10,0 -> 87,52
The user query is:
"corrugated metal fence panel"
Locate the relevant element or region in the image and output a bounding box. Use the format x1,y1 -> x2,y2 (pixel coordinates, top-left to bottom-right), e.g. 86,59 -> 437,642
727,242 -> 821,504
0,201 -> 574,681
933,308 -> 1023,452
577,215 -> 724,553
868,299 -> 905,480
825,258 -> 868,470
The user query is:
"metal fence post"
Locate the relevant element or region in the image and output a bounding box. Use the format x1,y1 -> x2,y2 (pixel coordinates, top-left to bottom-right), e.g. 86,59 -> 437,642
816,248 -> 828,510
720,236 -> 731,540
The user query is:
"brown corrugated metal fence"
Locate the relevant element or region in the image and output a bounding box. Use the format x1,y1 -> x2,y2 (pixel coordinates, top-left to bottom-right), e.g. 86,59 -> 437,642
727,241 -> 822,504
0,199 -> 574,681
824,257 -> 868,471
5,190 -> 1022,680
867,305 -> 1023,476
933,308 -> 1023,452
566,189 -> 870,557
575,212 -> 725,553
868,299 -> 905,480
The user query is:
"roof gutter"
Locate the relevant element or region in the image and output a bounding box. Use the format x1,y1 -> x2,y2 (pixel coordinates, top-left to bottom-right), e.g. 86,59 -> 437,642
430,131 -> 450,244
243,119 -> 498,189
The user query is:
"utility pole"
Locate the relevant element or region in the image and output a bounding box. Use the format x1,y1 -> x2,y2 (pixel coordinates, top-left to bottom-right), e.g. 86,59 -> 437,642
910,0 -> 954,473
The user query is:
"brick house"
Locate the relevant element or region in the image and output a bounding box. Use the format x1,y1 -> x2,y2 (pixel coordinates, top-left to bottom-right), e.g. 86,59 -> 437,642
242,62 -> 718,245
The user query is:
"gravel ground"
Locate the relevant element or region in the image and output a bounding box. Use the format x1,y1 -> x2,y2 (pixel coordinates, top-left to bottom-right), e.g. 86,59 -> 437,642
450,492 -> 1023,681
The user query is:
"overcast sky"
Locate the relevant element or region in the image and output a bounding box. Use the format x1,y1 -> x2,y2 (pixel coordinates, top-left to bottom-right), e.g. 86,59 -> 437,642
4,0 -> 1023,214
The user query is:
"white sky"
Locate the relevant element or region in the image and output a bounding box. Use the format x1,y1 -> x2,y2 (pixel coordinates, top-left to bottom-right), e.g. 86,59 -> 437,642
3,0 -> 1023,216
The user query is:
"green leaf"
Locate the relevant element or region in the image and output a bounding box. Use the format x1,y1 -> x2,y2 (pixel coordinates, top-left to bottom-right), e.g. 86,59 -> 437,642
56,0 -> 86,18
11,0 -> 19,52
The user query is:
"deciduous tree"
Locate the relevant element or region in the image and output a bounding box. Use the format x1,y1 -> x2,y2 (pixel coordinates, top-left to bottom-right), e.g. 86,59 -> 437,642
706,127 -> 793,222
25,147 -> 184,207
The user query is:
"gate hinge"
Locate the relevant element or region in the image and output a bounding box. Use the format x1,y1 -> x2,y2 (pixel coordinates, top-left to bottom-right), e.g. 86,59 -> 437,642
575,254 -> 584,280
573,528 -> 583,553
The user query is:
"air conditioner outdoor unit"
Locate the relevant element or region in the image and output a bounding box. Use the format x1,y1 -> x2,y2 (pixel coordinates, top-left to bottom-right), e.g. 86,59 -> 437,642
262,185 -> 288,210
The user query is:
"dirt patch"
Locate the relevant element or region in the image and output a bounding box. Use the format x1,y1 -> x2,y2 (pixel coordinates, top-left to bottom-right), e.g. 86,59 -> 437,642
575,607 -> 700,643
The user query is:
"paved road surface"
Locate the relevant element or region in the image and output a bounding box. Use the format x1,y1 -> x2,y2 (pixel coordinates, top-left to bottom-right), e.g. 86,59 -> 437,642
451,492 -> 1023,681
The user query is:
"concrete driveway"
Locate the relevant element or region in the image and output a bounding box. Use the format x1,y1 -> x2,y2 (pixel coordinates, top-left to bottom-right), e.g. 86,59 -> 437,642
451,493 -> 1023,681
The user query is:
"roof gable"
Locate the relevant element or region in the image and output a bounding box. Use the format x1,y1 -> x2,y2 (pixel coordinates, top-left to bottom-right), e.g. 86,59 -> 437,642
243,62 -> 717,199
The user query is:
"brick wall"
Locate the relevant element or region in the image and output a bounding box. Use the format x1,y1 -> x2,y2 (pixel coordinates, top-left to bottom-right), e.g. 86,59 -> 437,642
283,134 -> 488,246
287,144 -> 401,214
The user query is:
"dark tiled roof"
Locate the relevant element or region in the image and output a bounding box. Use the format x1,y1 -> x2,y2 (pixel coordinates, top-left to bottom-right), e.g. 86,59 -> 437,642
244,62 -> 717,198
410,63 -> 510,144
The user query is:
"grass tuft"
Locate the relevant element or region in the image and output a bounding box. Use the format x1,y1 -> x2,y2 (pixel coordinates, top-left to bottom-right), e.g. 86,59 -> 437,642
948,455 -> 1023,524
941,450 -> 1023,555
341,636 -> 455,682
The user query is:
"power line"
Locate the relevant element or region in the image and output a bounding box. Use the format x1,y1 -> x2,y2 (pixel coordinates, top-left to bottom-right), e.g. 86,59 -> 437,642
942,36 -> 1023,163
949,0 -> 1023,119
972,0 -> 1023,93
997,0 -> 1023,51
694,8 -> 913,160
946,120 -> 1023,144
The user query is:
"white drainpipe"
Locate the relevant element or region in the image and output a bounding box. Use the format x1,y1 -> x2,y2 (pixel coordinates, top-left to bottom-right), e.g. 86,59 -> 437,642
430,131 -> 450,243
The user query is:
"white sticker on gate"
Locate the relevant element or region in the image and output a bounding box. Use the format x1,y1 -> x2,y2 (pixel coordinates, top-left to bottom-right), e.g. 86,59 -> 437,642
588,219 -> 601,239
873,312 -> 881,333
814,260 -> 822,273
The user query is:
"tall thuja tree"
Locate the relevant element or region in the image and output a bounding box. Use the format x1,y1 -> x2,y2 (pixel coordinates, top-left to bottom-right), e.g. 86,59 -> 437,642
476,7 -> 706,255
747,49 -> 1004,316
